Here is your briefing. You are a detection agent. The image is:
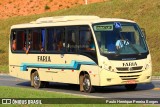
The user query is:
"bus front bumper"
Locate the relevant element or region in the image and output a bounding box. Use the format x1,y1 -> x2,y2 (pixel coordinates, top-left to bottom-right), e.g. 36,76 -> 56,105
99,69 -> 152,86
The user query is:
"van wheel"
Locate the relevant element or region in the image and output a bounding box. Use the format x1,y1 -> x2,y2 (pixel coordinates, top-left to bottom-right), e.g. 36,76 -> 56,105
125,84 -> 137,91
83,74 -> 94,93
31,71 -> 44,88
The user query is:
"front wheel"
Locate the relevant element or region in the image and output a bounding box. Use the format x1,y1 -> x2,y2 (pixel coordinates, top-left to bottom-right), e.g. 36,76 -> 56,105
83,74 -> 94,93
125,84 -> 137,91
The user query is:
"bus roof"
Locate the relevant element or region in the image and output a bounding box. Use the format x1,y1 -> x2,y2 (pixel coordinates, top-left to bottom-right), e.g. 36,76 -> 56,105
11,15 -> 136,29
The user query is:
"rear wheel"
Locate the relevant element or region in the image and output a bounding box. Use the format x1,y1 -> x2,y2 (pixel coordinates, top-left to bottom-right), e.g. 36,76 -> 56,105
125,84 -> 137,91
82,74 -> 94,93
31,71 -> 44,88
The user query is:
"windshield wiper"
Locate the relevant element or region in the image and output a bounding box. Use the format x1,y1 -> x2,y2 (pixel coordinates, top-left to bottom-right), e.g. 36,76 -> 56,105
125,39 -> 141,55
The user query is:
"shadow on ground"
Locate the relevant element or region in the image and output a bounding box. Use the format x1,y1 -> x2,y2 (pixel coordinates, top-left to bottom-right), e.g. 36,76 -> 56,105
16,81 -> 155,94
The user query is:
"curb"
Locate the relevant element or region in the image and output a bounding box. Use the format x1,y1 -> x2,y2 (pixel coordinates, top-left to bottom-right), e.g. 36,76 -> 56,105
152,76 -> 160,80
0,73 -> 8,75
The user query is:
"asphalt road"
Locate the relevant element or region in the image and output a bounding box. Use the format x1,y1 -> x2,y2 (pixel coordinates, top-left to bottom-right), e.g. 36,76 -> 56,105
0,74 -> 160,98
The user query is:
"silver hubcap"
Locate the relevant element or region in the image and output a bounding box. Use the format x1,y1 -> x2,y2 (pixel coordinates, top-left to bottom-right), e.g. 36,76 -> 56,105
83,78 -> 90,90
34,75 -> 40,85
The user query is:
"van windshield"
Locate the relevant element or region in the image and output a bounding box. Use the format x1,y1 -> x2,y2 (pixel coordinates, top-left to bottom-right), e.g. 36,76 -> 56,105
92,22 -> 148,55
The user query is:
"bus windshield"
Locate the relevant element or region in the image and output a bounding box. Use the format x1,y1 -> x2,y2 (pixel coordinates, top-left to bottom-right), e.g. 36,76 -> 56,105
92,22 -> 148,55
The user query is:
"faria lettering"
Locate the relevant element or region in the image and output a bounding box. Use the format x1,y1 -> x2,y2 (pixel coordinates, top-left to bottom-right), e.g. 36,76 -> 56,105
123,62 -> 137,66
38,56 -> 51,62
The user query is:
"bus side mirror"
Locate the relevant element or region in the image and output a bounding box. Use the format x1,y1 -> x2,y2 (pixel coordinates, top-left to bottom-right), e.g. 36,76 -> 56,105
141,28 -> 146,39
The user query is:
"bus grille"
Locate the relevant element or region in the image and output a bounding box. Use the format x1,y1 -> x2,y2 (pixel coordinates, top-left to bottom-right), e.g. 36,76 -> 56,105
116,66 -> 143,80
116,66 -> 143,71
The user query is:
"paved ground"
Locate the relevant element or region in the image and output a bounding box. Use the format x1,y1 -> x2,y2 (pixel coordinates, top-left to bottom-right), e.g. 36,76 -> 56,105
0,74 -> 160,98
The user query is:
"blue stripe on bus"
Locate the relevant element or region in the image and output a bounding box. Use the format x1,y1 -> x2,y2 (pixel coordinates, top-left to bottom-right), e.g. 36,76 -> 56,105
20,60 -> 96,71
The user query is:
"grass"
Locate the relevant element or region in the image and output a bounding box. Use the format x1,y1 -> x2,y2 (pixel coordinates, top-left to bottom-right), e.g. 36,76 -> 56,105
0,0 -> 160,75
0,86 -> 82,98
0,86 -> 157,107
0,65 -> 8,73
153,72 -> 160,76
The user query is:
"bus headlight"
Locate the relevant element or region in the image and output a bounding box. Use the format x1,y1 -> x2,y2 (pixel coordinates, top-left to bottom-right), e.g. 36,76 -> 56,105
105,65 -> 111,71
104,64 -> 109,70
104,64 -> 114,72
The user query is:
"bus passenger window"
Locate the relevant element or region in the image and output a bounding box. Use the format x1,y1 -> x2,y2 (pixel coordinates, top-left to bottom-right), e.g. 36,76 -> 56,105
16,31 -> 26,51
11,31 -> 17,51
56,29 -> 65,52
67,30 -> 76,52
47,28 -> 65,52
46,29 -> 55,51
24,29 -> 43,53
23,33 -> 32,54
79,28 -> 95,51
79,26 -> 97,62
39,29 -> 45,52
32,30 -> 41,51
12,39 -> 16,51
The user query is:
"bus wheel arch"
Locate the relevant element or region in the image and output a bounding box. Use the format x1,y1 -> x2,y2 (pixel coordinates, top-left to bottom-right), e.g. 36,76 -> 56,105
79,71 -> 95,93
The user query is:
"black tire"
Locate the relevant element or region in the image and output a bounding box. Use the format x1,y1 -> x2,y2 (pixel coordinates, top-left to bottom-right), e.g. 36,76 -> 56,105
83,74 -> 95,93
31,71 -> 44,89
125,84 -> 137,91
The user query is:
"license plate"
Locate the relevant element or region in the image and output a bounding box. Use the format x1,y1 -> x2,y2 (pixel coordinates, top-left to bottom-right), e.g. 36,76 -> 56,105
126,80 -> 136,84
